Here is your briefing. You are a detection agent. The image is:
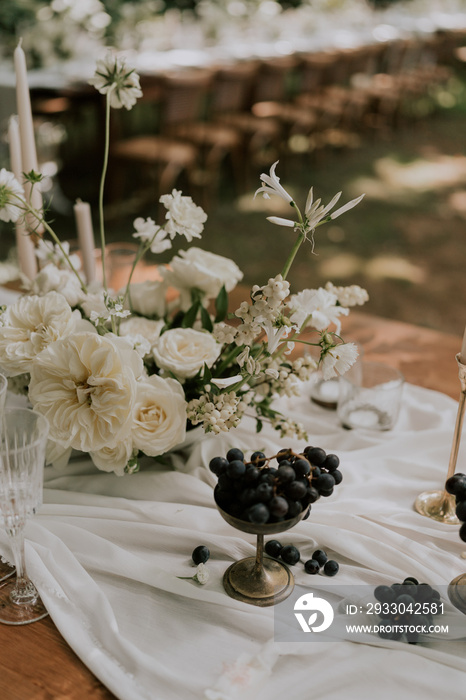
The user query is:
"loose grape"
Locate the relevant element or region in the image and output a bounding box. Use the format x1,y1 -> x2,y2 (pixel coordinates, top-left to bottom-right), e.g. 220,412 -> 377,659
304,559 -> 320,574
374,585 -> 396,604
192,545 -> 210,565
319,487 -> 334,497
286,480 -> 307,500
250,450 -> 266,467
256,482 -> 273,502
277,465 -> 296,484
306,447 -> 327,466
403,576 -> 419,586
247,503 -> 270,524
315,473 -> 336,491
269,496 -> 289,517
281,545 -> 301,566
226,459 -> 246,479
415,583 -> 433,603
293,458 -> 311,477
286,500 -> 303,518
460,522 -> 466,542
226,447 -> 244,462
312,549 -> 328,566
332,469 -> 343,485
265,539 -> 283,558
305,486 -> 320,504
445,473 -> 466,495
276,448 -> 293,463
456,500 -> 466,521
323,560 -> 339,576
209,456 -> 228,476
323,454 -> 340,472
244,466 -> 260,484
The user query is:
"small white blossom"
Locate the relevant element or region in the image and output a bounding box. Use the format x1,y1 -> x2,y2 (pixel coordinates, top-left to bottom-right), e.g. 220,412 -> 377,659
35,239 -> 81,271
178,563 -> 210,585
288,288 -> 349,334
0,169 -> 24,223
159,190 -> 207,242
132,217 -> 172,254
89,52 -> 142,110
324,282 -> 369,307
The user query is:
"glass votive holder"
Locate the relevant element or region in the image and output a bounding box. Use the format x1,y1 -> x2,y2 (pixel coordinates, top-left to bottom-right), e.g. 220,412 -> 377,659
337,360 -> 404,431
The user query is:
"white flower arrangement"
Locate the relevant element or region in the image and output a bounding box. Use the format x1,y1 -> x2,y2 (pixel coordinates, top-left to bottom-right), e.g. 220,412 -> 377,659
0,52 -> 368,475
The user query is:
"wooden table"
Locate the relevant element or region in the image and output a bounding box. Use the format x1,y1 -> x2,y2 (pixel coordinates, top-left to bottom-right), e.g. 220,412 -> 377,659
0,311 -> 462,700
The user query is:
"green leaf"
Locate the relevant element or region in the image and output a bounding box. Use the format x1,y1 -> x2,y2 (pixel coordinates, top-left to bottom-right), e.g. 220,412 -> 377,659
200,305 -> 214,332
215,285 -> 228,322
181,301 -> 201,328
255,419 -> 263,434
202,363 -> 212,383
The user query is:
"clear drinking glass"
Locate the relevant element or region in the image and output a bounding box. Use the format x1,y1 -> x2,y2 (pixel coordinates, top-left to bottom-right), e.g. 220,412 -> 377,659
0,373 -> 15,584
0,408 -> 49,625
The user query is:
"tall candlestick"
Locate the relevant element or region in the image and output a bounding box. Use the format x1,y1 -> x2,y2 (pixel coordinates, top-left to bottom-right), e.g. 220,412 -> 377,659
14,38 -> 43,224
461,326 -> 466,365
74,200 -> 96,284
8,116 -> 37,280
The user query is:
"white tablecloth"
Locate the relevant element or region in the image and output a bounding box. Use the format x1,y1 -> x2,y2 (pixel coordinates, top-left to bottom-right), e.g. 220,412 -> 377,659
1,381 -> 466,700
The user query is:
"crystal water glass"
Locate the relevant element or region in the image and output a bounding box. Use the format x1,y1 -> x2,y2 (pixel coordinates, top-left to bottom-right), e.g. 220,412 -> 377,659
0,373 -> 15,584
0,408 -> 49,625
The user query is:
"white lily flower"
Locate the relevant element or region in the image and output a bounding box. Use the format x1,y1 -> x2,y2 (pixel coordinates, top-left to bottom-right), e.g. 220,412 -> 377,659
211,375 -> 243,389
254,161 -> 293,204
261,320 -> 293,354
266,216 -> 296,228
330,193 -> 366,220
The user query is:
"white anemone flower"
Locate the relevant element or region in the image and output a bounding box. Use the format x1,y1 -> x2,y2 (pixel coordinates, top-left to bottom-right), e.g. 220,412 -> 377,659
254,161 -> 293,203
0,169 -> 24,223
89,52 -> 142,110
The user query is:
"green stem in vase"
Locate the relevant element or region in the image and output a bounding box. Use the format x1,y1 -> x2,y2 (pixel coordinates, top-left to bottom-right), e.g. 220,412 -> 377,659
98,92 -> 113,292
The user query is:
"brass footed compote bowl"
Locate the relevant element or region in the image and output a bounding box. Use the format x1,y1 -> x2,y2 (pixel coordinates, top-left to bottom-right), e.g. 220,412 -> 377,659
215,490 -> 304,607
211,445 -> 343,607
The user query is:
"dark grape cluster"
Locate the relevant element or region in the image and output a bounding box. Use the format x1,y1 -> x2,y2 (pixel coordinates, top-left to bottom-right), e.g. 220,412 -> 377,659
374,577 -> 441,644
264,541 -> 339,576
210,445 -> 343,525
445,473 -> 466,540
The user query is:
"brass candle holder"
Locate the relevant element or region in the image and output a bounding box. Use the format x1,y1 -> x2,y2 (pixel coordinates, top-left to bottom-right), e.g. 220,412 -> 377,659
215,488 -> 304,607
414,354 -> 466,524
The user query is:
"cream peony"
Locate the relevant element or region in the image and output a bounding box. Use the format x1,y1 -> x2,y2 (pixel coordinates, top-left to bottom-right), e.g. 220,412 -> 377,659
28,332 -> 143,453
0,291 -> 92,376
132,375 -> 187,456
163,247 -> 243,311
90,438 -> 134,476
126,279 -> 167,318
152,328 -> 221,379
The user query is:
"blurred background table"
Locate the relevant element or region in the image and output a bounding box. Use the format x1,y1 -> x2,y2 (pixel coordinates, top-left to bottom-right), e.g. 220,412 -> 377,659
0,307 -> 462,700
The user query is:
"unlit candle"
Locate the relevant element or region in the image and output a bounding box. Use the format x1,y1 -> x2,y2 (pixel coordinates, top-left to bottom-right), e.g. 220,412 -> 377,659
74,200 -> 96,284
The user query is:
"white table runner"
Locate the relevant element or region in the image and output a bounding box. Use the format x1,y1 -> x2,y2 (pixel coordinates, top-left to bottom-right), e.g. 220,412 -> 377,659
1,381 -> 466,700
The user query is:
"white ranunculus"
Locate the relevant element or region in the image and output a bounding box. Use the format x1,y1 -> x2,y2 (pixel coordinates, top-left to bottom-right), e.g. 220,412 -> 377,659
288,288 -> 349,334
159,189 -> 207,242
127,279 -> 167,318
28,332 -> 143,453
0,291 -> 92,376
163,247 -> 243,310
90,438 -> 134,476
132,374 -> 187,456
119,316 -> 164,349
25,264 -> 85,307
321,342 -> 359,380
152,328 -> 221,379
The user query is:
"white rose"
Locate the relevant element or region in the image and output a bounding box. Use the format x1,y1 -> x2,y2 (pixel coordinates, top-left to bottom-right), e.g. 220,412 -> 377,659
127,280 -> 167,318
132,375 -> 187,456
119,316 -> 164,348
90,438 -> 134,476
28,332 -> 143,452
152,328 -> 221,379
25,264 -> 85,307
163,247 -> 243,311
0,291 -> 93,376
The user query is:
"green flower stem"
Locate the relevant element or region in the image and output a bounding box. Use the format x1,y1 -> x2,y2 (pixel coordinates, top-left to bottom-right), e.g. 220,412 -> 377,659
281,202 -> 306,280
122,239 -> 153,310
98,92 -> 113,292
214,344 -> 245,375
18,198 -> 87,292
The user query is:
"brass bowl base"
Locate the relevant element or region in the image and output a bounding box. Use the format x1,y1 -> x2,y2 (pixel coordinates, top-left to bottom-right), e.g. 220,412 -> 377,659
414,490 -> 459,524
448,573 -> 466,614
223,556 -> 294,607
